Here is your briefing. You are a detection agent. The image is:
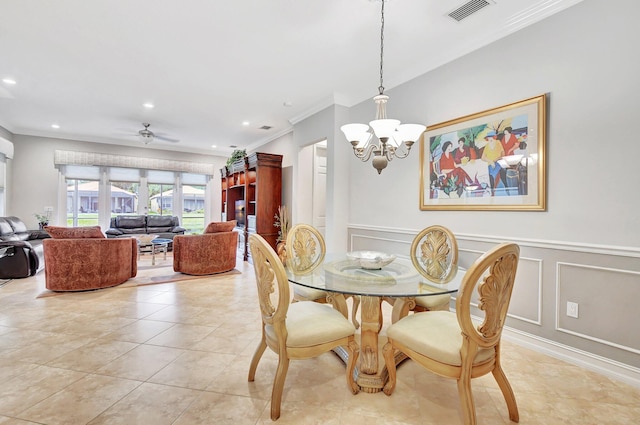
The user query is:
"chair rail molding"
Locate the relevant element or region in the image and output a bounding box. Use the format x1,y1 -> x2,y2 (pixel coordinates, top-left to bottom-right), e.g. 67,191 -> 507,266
347,223 -> 640,258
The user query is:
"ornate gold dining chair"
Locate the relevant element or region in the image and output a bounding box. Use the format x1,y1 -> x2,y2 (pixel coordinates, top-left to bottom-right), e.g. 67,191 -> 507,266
410,225 -> 459,312
248,234 -> 359,421
285,223 -> 360,328
285,223 -> 327,301
382,242 -> 520,425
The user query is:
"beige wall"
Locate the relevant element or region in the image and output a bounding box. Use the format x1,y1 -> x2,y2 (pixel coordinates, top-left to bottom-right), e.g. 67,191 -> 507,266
333,0 -> 640,385
9,134 -> 227,229
344,0 -> 639,249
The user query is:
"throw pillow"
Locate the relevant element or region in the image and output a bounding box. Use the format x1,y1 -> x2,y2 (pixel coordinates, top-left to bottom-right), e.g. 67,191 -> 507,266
44,225 -> 106,239
204,220 -> 237,233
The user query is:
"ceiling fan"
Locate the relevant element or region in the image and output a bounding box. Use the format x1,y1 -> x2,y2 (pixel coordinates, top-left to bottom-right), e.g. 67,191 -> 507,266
137,123 -> 180,144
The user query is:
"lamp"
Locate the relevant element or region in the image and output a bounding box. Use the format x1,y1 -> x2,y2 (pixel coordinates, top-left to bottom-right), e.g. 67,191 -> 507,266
341,0 -> 425,174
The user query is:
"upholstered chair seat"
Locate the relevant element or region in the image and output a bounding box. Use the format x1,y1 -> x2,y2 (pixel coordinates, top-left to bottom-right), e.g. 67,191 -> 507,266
265,301 -> 356,348
248,233 -> 359,421
386,311 -> 493,366
383,242 -> 521,425
290,285 -> 327,302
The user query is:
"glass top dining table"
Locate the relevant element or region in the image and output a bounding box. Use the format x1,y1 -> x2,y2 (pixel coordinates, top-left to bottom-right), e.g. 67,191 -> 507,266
285,254 -> 462,298
285,253 -> 464,394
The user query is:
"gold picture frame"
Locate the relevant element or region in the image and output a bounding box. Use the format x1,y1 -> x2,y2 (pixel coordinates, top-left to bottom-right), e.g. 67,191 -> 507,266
420,94 -> 547,211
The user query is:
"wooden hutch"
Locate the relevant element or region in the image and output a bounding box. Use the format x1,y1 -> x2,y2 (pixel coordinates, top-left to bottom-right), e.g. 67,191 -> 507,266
220,152 -> 282,261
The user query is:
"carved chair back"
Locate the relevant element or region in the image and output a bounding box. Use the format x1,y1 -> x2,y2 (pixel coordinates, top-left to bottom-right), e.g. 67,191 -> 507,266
285,224 -> 326,275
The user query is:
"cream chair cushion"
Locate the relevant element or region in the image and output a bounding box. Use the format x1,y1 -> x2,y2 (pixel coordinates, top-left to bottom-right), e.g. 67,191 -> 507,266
414,293 -> 451,309
386,310 -> 494,366
265,301 -> 356,348
293,285 -> 327,301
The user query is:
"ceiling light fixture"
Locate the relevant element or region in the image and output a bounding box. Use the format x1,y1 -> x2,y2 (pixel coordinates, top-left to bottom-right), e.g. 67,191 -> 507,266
2,78 -> 16,85
242,121 -> 250,126
51,124 -> 60,129
340,0 -> 425,174
143,102 -> 155,109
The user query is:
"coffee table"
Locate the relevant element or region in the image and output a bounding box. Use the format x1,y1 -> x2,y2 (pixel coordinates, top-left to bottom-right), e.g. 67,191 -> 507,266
150,238 -> 172,265
133,234 -> 170,265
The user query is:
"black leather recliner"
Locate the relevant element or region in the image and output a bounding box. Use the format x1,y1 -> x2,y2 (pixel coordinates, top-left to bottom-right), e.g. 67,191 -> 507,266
0,216 -> 49,279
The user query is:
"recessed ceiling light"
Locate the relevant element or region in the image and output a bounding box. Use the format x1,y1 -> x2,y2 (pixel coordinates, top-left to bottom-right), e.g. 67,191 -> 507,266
283,101 -> 293,107
211,144 -> 217,149
2,78 -> 16,85
143,103 -> 155,109
51,124 -> 60,129
242,121 -> 250,127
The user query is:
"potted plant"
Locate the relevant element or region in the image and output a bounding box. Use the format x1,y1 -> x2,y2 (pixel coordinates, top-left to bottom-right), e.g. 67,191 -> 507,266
226,149 -> 246,170
273,205 -> 289,264
34,212 -> 50,230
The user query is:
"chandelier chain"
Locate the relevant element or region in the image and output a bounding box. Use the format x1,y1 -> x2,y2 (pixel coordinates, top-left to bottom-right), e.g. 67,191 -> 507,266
378,0 -> 385,95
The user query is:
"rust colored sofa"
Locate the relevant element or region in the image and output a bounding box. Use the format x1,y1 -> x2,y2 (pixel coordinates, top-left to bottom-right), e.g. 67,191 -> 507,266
173,221 -> 238,275
43,229 -> 137,291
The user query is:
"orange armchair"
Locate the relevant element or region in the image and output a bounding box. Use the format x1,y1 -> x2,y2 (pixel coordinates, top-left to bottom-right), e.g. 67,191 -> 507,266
172,225 -> 238,275
43,237 -> 137,291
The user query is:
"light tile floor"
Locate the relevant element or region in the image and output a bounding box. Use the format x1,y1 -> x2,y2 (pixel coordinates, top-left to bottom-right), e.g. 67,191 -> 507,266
1,256 -> 639,425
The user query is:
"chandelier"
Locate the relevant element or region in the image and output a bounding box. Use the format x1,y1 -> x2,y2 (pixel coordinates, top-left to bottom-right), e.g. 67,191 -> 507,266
341,0 -> 425,174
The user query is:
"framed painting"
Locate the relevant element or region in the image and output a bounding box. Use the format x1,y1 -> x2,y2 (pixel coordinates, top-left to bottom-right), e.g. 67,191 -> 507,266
420,94 -> 547,211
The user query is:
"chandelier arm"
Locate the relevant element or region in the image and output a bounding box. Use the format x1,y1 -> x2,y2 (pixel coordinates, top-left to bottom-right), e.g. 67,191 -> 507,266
392,142 -> 414,159
393,150 -> 409,159
353,143 -> 378,162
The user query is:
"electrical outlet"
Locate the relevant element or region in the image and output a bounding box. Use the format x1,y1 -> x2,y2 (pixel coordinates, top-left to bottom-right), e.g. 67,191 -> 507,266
566,301 -> 579,318
44,206 -> 54,212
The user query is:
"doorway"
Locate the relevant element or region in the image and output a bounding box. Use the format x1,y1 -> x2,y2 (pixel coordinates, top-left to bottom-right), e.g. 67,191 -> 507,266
298,139 -> 327,236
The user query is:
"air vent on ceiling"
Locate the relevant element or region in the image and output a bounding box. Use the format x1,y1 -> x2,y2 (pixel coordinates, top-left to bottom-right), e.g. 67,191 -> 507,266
259,125 -> 273,130
448,0 -> 493,22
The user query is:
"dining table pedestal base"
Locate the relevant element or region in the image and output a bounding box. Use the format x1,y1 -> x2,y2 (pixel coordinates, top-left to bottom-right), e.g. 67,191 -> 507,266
329,294 -> 414,393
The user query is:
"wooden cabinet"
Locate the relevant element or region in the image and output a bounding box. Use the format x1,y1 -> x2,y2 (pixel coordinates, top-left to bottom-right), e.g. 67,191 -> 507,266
220,152 -> 282,261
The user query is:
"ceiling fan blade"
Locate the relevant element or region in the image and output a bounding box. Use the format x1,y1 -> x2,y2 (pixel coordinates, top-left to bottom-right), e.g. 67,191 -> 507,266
154,134 -> 180,143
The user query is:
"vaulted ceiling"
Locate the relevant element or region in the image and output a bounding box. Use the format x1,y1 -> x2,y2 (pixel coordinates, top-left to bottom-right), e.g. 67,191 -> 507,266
0,0 -> 583,156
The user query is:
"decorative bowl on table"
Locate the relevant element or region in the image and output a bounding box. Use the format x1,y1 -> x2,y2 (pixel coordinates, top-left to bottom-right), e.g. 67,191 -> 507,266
346,251 -> 396,270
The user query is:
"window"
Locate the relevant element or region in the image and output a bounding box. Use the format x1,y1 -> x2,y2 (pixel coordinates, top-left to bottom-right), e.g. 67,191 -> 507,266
110,182 -> 139,215
67,179 -> 100,226
148,170 -> 175,216
181,173 -> 207,234
64,165 -> 101,227
57,159 -> 213,231
110,168 -> 141,216
148,183 -> 173,215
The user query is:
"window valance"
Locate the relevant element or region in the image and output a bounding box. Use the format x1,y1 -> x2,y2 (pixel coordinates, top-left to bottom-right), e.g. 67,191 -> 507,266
54,150 -> 216,176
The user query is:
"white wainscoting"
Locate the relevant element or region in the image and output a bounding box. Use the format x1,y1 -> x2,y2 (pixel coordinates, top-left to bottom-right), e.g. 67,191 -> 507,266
347,224 -> 640,388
